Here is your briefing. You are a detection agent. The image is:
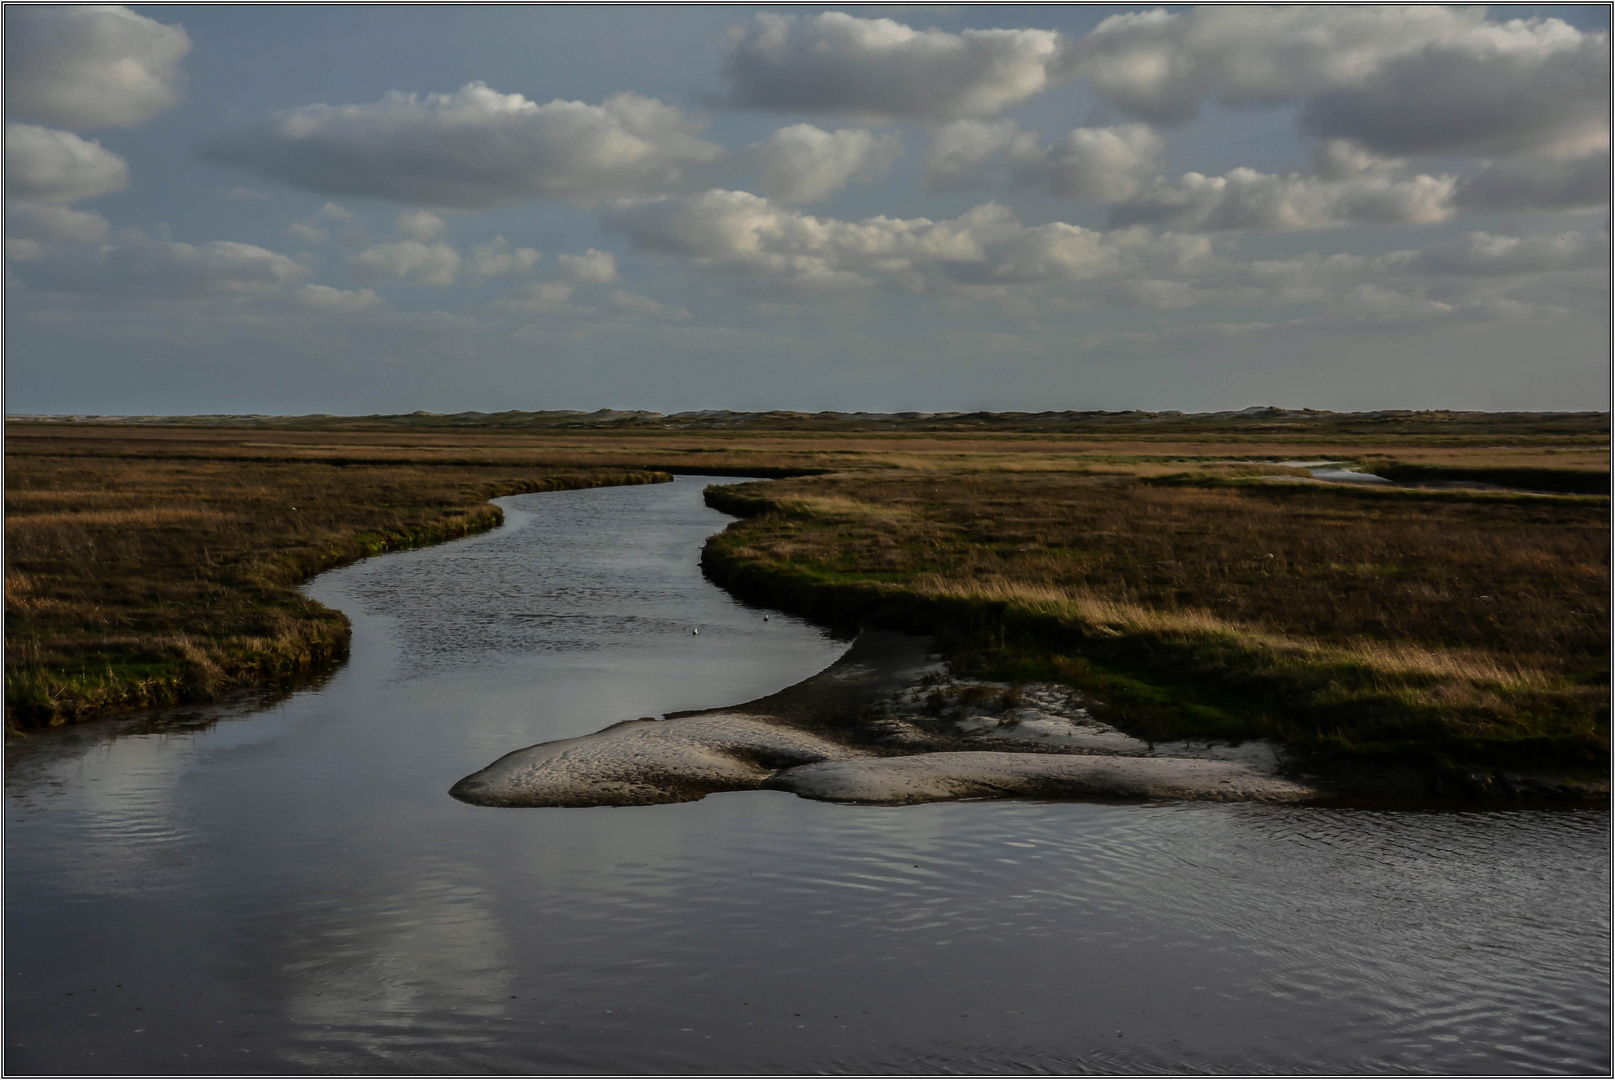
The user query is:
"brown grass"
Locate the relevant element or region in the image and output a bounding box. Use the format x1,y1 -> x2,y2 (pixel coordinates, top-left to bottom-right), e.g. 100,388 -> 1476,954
7,414 -> 1609,774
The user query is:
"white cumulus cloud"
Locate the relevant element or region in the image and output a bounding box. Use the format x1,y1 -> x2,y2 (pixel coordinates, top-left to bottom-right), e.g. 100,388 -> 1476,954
5,122 -> 129,204
396,209 -> 448,241
1021,124 -> 1166,203
923,119 -> 1041,188
558,249 -> 619,284
924,122 -> 1166,203
297,284 -> 383,312
1111,164 -> 1458,233
754,124 -> 902,203
468,237 -> 541,279
200,83 -> 725,209
719,12 -> 1075,121
604,189 -> 1204,292
5,5 -> 190,129
348,241 -> 461,286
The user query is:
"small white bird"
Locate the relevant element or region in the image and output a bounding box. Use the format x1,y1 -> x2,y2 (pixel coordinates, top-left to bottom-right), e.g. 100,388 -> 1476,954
691,628 -> 699,635
763,615 -> 769,621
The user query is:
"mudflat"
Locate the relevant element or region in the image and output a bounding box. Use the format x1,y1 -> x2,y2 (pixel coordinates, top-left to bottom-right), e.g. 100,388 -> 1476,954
449,631 -> 1319,807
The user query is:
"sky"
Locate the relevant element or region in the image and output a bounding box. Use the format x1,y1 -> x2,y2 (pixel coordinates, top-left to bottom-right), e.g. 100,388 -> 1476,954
4,4 -> 1609,416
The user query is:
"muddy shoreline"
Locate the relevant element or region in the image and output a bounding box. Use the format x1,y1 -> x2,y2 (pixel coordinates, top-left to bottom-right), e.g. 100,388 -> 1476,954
450,631 -> 1322,807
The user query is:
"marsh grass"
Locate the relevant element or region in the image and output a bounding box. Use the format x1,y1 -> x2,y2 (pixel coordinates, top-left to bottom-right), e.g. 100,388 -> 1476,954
7,414 -> 1608,776
702,468 -> 1609,772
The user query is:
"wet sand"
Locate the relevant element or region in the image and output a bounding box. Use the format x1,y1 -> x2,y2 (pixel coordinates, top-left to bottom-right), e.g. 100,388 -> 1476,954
450,631 -> 1319,807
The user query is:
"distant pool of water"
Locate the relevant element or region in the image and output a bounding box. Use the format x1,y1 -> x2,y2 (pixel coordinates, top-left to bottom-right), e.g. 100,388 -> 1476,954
7,476 -> 1609,1074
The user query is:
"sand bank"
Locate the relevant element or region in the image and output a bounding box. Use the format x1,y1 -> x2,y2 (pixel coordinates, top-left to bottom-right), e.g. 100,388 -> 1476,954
450,631 -> 1320,808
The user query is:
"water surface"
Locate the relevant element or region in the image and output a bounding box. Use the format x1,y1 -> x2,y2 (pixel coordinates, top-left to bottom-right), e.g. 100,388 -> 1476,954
7,476 -> 1609,1074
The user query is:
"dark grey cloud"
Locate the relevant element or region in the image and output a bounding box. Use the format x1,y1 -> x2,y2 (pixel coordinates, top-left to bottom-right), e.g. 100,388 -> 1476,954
1454,154 -> 1610,214
718,12 -> 1075,121
5,5 -> 190,129
1299,32 -> 1608,158
200,83 -> 724,209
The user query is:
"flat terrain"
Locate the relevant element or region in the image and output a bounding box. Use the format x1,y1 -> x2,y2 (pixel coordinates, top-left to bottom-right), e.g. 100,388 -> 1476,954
6,410 -> 1608,792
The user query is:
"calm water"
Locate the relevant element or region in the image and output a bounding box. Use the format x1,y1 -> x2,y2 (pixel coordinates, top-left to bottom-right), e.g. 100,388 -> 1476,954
7,477 -> 1609,1074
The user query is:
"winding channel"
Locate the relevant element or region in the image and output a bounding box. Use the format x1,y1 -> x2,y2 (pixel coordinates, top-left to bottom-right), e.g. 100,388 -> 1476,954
6,476 -> 1609,1074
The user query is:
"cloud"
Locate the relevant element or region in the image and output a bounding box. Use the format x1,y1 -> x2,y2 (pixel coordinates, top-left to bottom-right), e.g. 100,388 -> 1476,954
5,5 -> 190,130
297,284 -> 383,312
923,119 -> 1040,188
1453,154 -> 1610,214
4,120 -> 123,245
604,181 -> 1600,331
754,124 -> 902,203
718,12 -> 1074,120
925,121 -> 1167,204
347,240 -> 460,285
1148,228 -> 1610,323
200,83 -> 725,209
468,237 -> 541,278
1020,123 -> 1165,202
604,188 -> 1203,291
1110,163 -> 1457,233
500,281 -> 577,311
610,290 -> 689,319
558,248 -> 618,284
1298,25 -> 1608,159
606,189 -> 1008,289
397,209 -> 447,241
5,122 -> 129,204
1073,7 -> 1608,161
285,203 -> 360,246
16,230 -> 309,298
1382,230 -> 1608,278
6,202 -> 110,244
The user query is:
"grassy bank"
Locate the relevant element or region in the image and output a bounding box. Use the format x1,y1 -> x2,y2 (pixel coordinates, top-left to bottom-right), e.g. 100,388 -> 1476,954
6,425 -> 671,726
701,465 -> 1609,789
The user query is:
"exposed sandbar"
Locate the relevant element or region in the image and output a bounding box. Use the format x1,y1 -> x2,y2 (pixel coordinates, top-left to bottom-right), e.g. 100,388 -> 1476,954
450,631 -> 1321,808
